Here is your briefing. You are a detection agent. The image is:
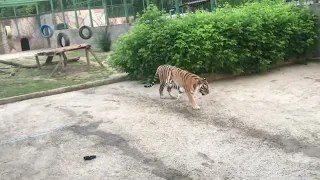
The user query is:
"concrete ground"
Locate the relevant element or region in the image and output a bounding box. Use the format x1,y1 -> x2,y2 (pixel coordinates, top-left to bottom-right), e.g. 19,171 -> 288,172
0,62 -> 320,180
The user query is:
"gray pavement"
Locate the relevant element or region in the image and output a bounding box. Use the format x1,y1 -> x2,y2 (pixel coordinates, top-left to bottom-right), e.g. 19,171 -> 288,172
0,62 -> 320,180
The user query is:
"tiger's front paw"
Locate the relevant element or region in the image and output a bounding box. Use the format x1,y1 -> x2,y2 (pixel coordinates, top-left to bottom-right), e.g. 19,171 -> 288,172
192,105 -> 200,110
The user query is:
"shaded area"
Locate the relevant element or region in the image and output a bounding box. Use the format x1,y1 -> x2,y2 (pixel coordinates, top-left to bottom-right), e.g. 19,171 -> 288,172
20,38 -> 30,51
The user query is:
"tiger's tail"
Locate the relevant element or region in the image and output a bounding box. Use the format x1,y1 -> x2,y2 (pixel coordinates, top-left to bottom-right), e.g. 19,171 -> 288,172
144,68 -> 160,88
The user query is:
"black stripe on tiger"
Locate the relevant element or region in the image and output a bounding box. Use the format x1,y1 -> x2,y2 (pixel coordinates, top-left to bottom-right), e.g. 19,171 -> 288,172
144,65 -> 176,88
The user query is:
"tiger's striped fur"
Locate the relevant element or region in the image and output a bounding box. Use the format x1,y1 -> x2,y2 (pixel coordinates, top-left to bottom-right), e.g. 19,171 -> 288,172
144,65 -> 209,109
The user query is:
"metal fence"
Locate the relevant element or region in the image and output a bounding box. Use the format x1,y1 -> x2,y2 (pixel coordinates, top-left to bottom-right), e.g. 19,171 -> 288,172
0,0 -> 217,21
0,0 -> 316,29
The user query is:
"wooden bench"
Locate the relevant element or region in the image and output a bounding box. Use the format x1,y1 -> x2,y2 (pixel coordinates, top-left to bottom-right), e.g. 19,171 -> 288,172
34,44 -> 105,77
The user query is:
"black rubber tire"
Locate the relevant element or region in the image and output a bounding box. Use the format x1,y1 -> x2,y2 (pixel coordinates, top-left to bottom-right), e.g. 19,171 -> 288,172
57,32 -> 70,47
79,25 -> 93,40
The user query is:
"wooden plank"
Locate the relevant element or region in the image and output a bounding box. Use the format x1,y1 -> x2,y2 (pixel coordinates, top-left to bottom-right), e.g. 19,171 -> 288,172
35,55 -> 41,69
55,44 -> 90,54
36,44 -> 90,56
59,54 -> 65,72
49,55 -> 60,77
85,48 -> 90,66
45,56 -> 54,64
37,51 -> 55,56
88,49 -> 105,68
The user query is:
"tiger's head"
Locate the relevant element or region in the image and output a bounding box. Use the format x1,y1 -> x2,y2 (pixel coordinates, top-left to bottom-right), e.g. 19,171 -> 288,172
198,78 -> 209,96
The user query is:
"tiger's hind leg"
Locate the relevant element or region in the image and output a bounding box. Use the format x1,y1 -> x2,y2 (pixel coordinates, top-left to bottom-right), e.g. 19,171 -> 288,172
159,82 -> 168,99
167,82 -> 176,99
158,68 -> 172,99
176,87 -> 185,100
167,81 -> 184,100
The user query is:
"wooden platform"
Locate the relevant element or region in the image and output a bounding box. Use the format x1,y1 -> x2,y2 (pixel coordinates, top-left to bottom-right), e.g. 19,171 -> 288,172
34,44 -> 105,77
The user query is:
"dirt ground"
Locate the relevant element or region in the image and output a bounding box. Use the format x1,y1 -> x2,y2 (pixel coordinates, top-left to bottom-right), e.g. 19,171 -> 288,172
0,48 -> 54,60
0,62 -> 320,180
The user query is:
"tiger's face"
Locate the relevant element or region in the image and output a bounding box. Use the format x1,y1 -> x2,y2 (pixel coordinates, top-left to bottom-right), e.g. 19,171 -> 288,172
199,78 -> 209,96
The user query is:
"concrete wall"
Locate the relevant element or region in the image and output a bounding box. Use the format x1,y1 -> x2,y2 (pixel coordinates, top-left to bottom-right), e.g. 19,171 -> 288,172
40,9 -> 134,30
0,18 -> 48,54
0,8 -> 134,54
0,24 -> 9,54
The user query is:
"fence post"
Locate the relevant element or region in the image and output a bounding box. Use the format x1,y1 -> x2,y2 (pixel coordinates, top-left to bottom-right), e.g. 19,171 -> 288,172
102,0 -> 109,25
161,0 -> 164,10
13,7 -> 16,17
87,0 -> 94,27
132,0 -> 135,18
111,0 -> 114,18
50,0 -> 56,26
13,7 -> 20,36
36,4 -> 41,28
72,0 -> 79,28
60,0 -> 67,28
124,0 -> 129,23
210,0 -> 215,12
175,0 -> 180,15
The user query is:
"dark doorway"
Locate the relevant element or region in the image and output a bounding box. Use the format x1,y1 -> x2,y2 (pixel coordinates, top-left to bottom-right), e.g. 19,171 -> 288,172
20,38 -> 30,51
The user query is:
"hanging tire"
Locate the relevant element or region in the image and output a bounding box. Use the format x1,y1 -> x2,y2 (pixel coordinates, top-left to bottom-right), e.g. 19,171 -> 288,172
4,26 -> 12,38
57,32 -> 70,47
40,24 -> 54,38
79,25 -> 92,40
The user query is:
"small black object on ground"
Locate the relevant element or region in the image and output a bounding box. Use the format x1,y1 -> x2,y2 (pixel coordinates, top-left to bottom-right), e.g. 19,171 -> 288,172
83,155 -> 97,161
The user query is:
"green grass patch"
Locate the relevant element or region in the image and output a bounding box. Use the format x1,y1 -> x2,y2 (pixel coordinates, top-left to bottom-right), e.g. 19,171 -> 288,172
0,50 -> 117,99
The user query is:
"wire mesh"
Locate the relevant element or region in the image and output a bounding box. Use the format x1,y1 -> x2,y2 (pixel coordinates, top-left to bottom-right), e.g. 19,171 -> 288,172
0,0 -> 136,19
0,0 -> 315,21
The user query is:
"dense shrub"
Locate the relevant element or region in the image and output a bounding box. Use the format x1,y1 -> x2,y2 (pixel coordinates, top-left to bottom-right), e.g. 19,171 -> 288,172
110,1 -> 318,81
93,29 -> 111,52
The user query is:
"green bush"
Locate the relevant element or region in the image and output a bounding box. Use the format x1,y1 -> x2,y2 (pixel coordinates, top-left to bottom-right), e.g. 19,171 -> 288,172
93,28 -> 112,52
110,1 -> 318,81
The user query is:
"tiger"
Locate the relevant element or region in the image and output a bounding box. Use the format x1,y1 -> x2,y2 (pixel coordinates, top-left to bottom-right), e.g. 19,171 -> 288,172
144,65 -> 209,109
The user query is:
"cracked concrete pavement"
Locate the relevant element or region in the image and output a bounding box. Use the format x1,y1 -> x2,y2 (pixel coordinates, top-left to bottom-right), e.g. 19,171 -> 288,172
0,62 -> 320,180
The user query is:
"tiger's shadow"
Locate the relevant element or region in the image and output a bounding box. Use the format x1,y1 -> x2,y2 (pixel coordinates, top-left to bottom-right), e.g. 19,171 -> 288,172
153,96 -> 203,118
